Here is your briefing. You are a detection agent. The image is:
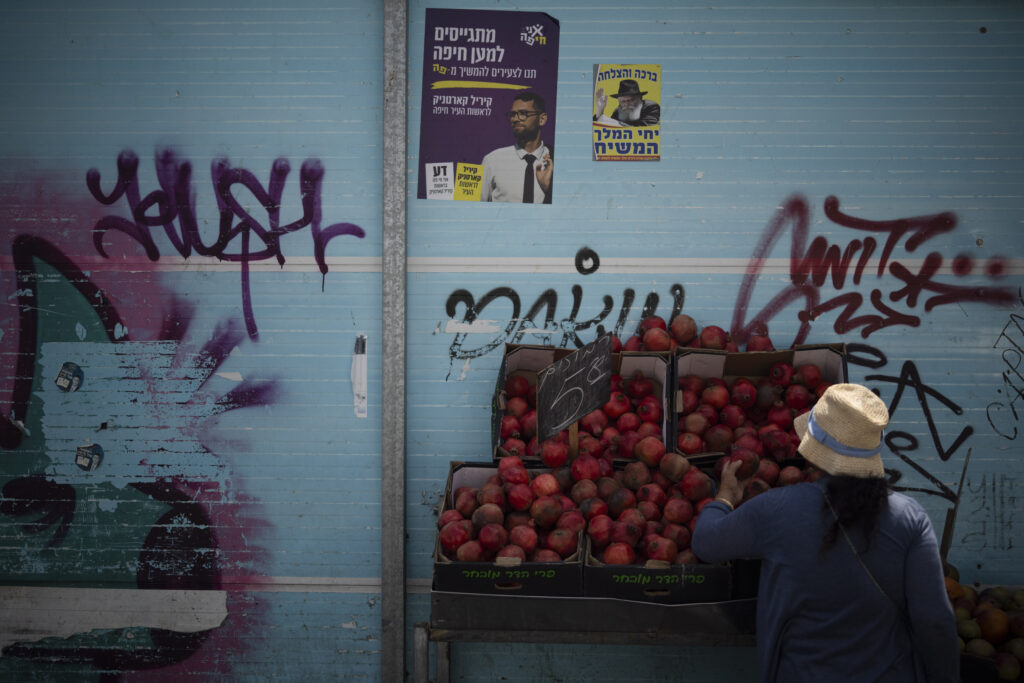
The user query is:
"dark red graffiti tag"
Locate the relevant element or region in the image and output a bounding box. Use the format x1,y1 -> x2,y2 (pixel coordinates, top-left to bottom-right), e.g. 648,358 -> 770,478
731,195 -> 1016,346
86,148 -> 366,340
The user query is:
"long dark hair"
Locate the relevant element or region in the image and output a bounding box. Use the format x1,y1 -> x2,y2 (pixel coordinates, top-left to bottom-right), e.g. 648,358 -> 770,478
820,475 -> 889,554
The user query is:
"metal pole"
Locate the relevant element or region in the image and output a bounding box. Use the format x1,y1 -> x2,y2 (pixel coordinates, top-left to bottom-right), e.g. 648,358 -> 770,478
381,0 -> 407,680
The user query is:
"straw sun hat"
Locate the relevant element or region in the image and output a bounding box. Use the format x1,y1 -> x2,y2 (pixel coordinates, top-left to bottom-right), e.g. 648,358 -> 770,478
792,383 -> 889,478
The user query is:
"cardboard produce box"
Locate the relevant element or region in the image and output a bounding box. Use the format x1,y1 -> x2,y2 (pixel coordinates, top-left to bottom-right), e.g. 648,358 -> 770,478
433,460 -> 584,596
491,344 -> 573,459
492,342 -> 673,462
671,343 -> 848,451
583,538 -> 733,604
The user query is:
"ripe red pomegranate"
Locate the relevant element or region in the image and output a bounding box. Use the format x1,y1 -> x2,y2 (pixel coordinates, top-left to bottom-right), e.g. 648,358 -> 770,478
636,395 -> 663,424
500,465 -> 531,486
645,535 -> 678,563
586,514 -> 614,550
478,523 -> 508,552
662,522 -> 691,550
701,384 -> 730,410
699,325 -> 729,350
616,412 -> 642,433
634,435 -> 666,467
569,454 -> 600,482
454,489 -> 478,517
533,549 -> 562,562
505,396 -> 529,419
501,437 -> 527,459
733,432 -> 763,456
678,389 -> 699,415
659,452 -> 690,482
578,434 -> 605,460
769,361 -> 794,387
682,412 -> 710,437
505,374 -> 530,398
643,327 -> 672,351
754,458 -> 780,485
437,509 -> 464,529
519,410 -> 538,440
529,496 -> 563,527
727,446 -> 761,479
695,403 -> 719,426
602,391 -> 631,419
704,423 -> 734,453
596,476 -> 620,499
439,519 -> 474,553
570,479 -> 598,505
777,465 -> 804,486
579,496 -> 609,520
784,384 -> 814,411
719,403 -> 747,430
626,372 -> 654,401
793,363 -> 823,389
637,500 -> 661,523
730,378 -> 757,410
546,528 -> 579,558
556,510 -> 587,534
609,335 -> 623,353
745,334 -> 775,351
500,415 -> 521,440
669,314 -> 698,344
497,544 -> 526,561
605,487 -> 637,518
477,483 -> 505,507
455,540 -> 485,562
531,472 -> 561,498
681,468 -> 712,501
676,431 -> 705,455
539,440 -> 568,468
471,503 -> 505,529
623,335 -> 643,351
766,402 -> 794,432
637,483 -> 668,508
679,374 -> 704,394
509,524 -> 538,553
662,497 -> 694,525
602,541 -> 636,565
640,315 -> 668,332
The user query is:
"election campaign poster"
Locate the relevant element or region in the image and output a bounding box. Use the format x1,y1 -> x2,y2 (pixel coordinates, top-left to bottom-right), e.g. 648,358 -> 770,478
592,63 -> 662,161
417,8 -> 560,203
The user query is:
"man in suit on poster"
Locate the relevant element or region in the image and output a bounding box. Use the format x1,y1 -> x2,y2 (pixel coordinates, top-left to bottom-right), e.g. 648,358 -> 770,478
480,91 -> 553,203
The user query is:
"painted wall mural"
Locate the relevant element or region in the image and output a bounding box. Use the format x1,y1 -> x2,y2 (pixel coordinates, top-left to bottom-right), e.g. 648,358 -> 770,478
0,149 -> 366,676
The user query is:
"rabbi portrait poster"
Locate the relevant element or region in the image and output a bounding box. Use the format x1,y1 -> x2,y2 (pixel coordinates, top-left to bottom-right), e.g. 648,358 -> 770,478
417,8 -> 560,202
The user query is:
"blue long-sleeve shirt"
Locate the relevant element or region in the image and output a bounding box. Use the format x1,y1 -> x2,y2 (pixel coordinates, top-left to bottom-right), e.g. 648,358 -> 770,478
692,480 -> 958,683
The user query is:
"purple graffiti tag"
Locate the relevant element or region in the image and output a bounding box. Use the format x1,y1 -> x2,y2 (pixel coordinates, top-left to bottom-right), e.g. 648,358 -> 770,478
86,148 -> 367,340
731,195 -> 1017,346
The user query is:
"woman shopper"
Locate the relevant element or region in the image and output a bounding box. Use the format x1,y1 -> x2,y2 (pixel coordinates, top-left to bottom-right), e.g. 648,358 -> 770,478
692,383 -> 958,682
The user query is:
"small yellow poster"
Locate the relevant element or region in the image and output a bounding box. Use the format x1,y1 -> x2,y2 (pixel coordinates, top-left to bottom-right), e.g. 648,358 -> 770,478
592,63 -> 661,161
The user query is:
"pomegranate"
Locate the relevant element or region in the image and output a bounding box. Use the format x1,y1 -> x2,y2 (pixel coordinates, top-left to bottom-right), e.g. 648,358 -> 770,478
681,468 -> 713,501
586,514 -> 614,550
784,384 -> 814,411
478,523 -> 508,552
659,452 -> 690,482
669,314 -> 698,344
508,524 -> 537,552
546,528 -> 579,558
637,500 -> 661,523
636,395 -> 663,424
616,411 -> 642,433
679,374 -> 705,394
640,315 -> 668,332
602,541 -> 636,565
634,435 -> 666,467
605,487 -> 637,518
637,483 -> 668,508
455,540 -> 485,562
678,389 -> 699,415
625,371 -> 654,400
662,497 -> 694,525
642,327 -> 672,351
699,325 -> 728,350
504,374 -> 530,398
769,361 -> 794,387
662,522 -> 691,550
704,423 -> 734,453
496,544 -> 526,561
439,519 -> 474,553
570,454 -> 602,482
530,472 -> 561,498
533,548 -> 562,562
540,439 -> 569,468
519,410 -> 538,440
701,384 -> 730,411
471,502 -> 505,529
505,396 -> 529,419
745,334 -> 775,351
623,335 -> 643,351
676,431 -> 705,455
793,363 -> 823,389
602,391 -> 631,419
556,510 -> 587,534
500,437 -> 527,459
437,509 -> 464,529
621,460 -> 653,491
645,535 -> 678,563
570,479 -> 598,505
777,465 -> 804,486
500,415 -> 521,440
579,496 -> 609,520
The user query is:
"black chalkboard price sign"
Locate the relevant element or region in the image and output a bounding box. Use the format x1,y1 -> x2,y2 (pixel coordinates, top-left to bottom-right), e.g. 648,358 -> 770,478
536,335 -> 613,443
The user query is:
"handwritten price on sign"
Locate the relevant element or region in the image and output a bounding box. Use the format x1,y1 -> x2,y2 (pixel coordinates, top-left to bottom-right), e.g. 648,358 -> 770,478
535,335 -> 612,442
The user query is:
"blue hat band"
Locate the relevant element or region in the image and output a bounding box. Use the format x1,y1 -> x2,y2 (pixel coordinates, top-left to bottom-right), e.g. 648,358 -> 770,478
807,410 -> 880,459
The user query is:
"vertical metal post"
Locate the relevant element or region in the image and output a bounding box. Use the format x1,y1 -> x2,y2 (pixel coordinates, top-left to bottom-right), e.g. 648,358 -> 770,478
381,0 -> 407,680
